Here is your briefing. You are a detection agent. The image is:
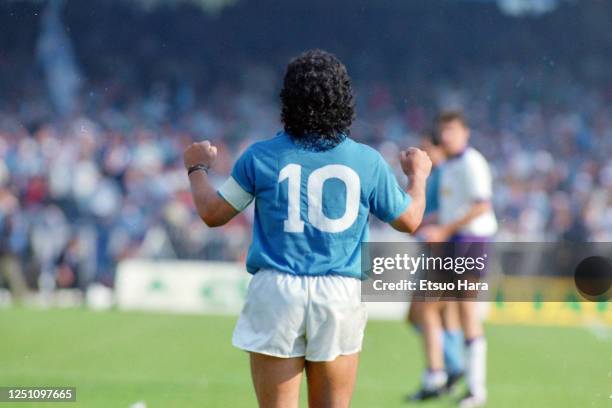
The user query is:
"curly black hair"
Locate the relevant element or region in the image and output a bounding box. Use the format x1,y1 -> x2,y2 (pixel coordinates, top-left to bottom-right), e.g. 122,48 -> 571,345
280,49 -> 355,147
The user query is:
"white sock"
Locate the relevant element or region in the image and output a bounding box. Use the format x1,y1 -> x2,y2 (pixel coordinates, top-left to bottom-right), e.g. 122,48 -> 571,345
421,369 -> 447,391
465,337 -> 487,398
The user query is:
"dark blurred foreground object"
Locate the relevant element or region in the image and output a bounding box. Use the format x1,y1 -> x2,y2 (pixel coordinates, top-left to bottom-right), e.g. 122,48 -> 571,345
574,256 -> 612,301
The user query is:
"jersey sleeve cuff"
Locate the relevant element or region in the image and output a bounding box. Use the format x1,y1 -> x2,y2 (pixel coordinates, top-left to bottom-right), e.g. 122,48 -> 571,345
217,176 -> 254,212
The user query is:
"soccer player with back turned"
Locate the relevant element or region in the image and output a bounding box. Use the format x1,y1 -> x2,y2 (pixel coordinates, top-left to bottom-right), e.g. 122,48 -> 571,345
184,50 -> 431,407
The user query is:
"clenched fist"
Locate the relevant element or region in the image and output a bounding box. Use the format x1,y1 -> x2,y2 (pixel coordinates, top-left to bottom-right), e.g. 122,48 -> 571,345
399,147 -> 432,179
184,140 -> 218,170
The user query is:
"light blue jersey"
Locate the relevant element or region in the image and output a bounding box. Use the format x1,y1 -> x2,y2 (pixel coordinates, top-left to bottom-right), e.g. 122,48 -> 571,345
424,165 -> 441,216
218,132 -> 411,279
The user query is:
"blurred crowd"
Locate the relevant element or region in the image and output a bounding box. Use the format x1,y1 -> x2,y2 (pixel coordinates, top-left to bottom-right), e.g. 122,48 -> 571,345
2,63 -> 612,292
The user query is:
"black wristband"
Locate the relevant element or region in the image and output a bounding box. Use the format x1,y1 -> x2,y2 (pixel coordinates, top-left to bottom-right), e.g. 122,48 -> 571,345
187,163 -> 210,176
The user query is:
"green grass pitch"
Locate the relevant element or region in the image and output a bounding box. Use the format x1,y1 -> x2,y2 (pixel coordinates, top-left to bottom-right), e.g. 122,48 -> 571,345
1,308 -> 610,407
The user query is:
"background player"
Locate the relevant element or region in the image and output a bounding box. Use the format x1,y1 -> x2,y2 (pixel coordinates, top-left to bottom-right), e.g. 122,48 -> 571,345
420,111 -> 498,408
407,133 -> 465,401
184,49 -> 432,408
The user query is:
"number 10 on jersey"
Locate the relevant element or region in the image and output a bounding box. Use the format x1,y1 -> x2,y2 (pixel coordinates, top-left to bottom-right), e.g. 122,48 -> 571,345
278,164 -> 360,233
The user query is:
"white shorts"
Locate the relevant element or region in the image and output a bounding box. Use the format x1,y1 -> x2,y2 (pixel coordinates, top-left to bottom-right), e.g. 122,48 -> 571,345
232,269 -> 367,362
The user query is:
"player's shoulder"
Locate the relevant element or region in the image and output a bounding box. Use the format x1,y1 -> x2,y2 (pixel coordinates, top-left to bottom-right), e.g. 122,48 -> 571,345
246,131 -> 292,154
236,132 -> 294,165
463,147 -> 490,169
464,146 -> 487,162
243,132 -> 383,166
343,138 -> 385,162
440,147 -> 489,176
444,147 -> 487,168
456,147 -> 492,181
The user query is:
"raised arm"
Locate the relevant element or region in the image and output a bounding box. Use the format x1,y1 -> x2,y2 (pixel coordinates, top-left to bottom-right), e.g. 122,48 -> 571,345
390,148 -> 432,234
184,141 -> 239,227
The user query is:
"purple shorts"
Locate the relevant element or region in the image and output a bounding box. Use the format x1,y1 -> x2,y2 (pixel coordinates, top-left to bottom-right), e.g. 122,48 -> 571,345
448,234 -> 491,277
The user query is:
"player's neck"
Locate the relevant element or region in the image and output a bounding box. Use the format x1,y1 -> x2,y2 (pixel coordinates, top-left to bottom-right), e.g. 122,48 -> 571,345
447,146 -> 468,160
288,131 -> 347,152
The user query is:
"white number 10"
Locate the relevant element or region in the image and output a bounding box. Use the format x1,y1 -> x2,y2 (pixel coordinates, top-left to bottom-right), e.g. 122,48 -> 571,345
278,164 -> 360,233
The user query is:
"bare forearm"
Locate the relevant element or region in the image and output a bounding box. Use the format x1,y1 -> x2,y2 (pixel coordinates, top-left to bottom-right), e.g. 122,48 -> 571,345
189,171 -> 217,219
188,171 -> 235,227
392,173 -> 428,233
443,201 -> 491,235
184,140 -> 239,227
406,174 -> 427,220
393,147 -> 432,233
